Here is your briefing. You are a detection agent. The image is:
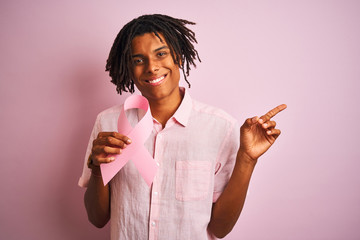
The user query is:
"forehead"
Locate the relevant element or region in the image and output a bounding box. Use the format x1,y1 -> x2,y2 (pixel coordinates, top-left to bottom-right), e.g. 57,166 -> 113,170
131,32 -> 169,53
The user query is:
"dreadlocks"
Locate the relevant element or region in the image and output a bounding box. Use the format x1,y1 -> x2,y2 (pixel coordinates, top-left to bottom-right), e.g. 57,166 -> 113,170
105,14 -> 201,94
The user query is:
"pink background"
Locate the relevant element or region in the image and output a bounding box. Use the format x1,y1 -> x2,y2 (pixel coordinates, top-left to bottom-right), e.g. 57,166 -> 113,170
1,0 -> 359,239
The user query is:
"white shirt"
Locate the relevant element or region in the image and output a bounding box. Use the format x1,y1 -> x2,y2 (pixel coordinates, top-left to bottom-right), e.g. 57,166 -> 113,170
79,89 -> 240,240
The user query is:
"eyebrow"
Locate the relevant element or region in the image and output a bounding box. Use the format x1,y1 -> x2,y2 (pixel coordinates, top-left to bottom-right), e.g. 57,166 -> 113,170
132,46 -> 169,58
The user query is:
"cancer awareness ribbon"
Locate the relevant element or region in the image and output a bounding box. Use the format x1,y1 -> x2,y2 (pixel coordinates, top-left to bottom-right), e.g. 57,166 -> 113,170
100,95 -> 158,186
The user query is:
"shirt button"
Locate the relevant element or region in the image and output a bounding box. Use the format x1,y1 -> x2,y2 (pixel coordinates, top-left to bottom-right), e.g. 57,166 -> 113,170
154,191 -> 158,195
156,162 -> 160,166
151,221 -> 156,227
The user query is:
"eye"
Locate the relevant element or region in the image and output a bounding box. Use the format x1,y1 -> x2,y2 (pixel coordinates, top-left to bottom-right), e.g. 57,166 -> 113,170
133,58 -> 144,65
157,51 -> 168,57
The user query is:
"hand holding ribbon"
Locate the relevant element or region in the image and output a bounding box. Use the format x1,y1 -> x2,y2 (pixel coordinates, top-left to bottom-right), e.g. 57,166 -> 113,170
100,95 -> 158,186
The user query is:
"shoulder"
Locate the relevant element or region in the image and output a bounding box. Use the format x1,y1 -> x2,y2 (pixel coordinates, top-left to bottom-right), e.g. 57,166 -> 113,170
188,99 -> 240,151
93,105 -> 123,131
96,105 -> 122,120
94,104 -> 139,131
191,99 -> 238,126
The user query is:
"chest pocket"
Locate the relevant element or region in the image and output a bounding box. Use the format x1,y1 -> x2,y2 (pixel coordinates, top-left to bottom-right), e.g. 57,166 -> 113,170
175,161 -> 212,201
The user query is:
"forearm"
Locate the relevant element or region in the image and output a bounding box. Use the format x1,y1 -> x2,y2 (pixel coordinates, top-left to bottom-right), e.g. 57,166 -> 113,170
208,151 -> 256,238
84,166 -> 110,228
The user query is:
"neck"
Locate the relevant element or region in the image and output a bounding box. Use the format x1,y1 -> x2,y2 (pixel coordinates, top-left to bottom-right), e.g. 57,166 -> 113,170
148,89 -> 183,128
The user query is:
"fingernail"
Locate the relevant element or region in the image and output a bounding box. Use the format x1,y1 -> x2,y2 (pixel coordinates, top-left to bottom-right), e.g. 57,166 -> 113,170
267,130 -> 271,134
263,123 -> 268,127
258,119 -> 264,124
127,139 -> 132,144
109,157 -> 115,161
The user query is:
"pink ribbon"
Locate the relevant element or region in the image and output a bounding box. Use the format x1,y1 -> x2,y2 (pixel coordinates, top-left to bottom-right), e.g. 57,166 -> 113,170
100,95 -> 158,186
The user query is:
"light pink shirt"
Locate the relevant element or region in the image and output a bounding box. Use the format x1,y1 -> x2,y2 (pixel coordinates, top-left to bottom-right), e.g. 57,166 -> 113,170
79,89 -> 240,240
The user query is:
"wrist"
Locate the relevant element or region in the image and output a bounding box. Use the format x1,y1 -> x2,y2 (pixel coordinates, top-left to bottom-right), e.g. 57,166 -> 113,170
88,155 -> 102,177
90,165 -> 102,177
236,149 -> 257,167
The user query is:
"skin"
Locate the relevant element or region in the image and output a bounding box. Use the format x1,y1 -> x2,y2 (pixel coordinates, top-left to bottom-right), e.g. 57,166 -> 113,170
84,32 -> 287,237
131,32 -> 183,127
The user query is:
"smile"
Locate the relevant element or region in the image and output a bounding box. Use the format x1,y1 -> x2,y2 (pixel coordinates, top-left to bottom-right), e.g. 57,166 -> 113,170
146,75 -> 167,86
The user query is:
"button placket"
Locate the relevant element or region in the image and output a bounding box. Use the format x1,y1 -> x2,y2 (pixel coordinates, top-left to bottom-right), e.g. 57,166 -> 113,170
148,132 -> 163,240
154,133 -> 162,167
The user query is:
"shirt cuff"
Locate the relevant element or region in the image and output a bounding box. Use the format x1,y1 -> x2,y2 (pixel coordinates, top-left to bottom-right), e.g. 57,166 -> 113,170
212,191 -> 222,203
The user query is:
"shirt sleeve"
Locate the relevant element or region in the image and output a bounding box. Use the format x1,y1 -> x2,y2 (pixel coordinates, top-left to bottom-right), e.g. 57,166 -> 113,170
212,120 -> 240,202
78,114 -> 101,188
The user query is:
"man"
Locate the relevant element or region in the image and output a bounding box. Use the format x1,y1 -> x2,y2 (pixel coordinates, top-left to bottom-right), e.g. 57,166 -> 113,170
79,14 -> 286,239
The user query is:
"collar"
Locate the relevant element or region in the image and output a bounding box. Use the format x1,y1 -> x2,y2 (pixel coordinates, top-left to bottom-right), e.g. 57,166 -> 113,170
172,87 -> 192,127
137,87 -> 193,127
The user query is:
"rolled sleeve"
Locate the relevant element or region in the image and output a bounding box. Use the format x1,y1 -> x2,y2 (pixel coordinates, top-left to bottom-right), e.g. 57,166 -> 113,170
212,121 -> 240,202
78,114 -> 101,188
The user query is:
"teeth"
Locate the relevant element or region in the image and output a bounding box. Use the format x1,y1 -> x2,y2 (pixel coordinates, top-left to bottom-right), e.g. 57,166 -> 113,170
148,76 -> 165,84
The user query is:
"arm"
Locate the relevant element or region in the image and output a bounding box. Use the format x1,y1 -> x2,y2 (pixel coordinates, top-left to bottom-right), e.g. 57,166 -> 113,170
208,104 -> 287,238
84,165 -> 111,228
208,151 -> 255,238
84,132 -> 131,228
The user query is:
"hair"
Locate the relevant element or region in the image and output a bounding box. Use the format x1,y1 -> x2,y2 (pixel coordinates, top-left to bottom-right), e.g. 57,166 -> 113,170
105,14 -> 201,94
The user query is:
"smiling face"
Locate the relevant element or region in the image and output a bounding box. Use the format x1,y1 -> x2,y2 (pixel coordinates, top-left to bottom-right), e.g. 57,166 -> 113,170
131,32 -> 182,105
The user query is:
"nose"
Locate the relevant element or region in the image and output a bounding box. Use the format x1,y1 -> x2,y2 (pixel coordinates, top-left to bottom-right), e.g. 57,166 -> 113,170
146,58 -> 159,73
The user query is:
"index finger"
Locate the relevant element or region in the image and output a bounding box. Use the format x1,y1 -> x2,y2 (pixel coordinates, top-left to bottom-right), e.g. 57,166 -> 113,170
98,132 -> 132,143
260,104 -> 287,122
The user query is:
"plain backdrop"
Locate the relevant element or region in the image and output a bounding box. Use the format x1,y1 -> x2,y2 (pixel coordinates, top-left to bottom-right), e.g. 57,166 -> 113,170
1,0 -> 359,239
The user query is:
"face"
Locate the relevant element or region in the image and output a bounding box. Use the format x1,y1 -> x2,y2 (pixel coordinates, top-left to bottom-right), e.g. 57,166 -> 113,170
131,32 -> 181,104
